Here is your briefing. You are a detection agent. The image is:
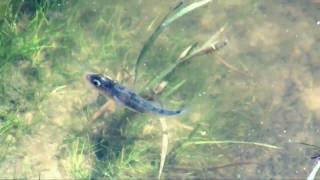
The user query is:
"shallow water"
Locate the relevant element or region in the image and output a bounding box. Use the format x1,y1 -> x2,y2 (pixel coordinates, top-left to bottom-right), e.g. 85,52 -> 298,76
0,0 -> 319,178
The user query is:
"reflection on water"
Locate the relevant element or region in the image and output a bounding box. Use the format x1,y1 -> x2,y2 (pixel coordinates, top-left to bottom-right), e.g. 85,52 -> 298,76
0,0 -> 319,178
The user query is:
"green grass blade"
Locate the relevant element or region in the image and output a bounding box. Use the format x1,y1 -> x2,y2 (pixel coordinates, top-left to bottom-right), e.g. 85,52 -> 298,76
181,140 -> 281,149
158,118 -> 169,179
178,43 -> 198,60
308,161 -> 320,180
143,61 -> 181,91
133,3 -> 182,85
134,0 -> 212,85
143,35 -> 226,92
162,0 -> 212,27
162,79 -> 186,98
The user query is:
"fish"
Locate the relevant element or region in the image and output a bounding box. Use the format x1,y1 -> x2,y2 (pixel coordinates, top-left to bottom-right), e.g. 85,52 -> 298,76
86,73 -> 185,116
312,153 -> 320,160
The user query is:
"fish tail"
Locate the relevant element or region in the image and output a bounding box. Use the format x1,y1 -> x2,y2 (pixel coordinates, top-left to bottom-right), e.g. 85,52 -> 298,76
151,107 -> 186,116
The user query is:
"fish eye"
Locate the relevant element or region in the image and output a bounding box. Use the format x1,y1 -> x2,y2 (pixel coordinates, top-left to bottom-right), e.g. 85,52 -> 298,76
92,79 -> 101,87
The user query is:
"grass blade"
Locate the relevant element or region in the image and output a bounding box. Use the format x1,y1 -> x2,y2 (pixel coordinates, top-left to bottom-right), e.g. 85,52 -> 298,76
134,0 -> 212,85
308,160 -> 320,180
143,61 -> 181,91
158,118 -> 169,179
181,140 -> 280,149
162,79 -> 186,98
142,28 -> 227,91
178,43 -> 198,60
133,2 -> 183,85
162,0 -> 212,27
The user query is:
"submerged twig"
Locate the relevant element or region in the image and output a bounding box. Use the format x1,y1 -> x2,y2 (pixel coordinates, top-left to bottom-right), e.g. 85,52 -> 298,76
178,25 -> 227,61
215,55 -> 248,76
91,99 -> 116,122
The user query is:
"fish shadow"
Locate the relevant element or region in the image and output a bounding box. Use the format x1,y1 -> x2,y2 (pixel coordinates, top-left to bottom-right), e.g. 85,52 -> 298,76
91,111 -> 136,161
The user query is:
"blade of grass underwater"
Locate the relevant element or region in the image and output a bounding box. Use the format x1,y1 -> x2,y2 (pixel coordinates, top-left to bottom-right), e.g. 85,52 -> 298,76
298,142 -> 320,149
0,121 -> 14,137
162,0 -> 212,27
143,60 -> 181,91
133,2 -> 183,85
166,124 -> 201,164
178,43 -> 198,60
162,79 -> 186,98
134,0 -> 212,85
143,29 -> 227,91
158,118 -> 169,179
308,160 -> 320,180
181,140 -> 280,149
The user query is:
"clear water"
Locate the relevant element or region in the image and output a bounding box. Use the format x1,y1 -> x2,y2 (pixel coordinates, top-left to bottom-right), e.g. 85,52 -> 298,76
0,0 -> 319,178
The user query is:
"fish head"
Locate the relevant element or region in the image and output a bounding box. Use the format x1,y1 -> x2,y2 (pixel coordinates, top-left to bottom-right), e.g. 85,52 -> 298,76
86,73 -> 115,96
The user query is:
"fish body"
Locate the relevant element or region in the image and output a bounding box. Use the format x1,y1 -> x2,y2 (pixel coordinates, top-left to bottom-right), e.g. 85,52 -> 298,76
86,73 -> 184,116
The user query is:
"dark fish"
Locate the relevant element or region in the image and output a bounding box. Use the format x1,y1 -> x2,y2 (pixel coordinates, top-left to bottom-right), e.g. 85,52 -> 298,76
311,153 -> 320,160
86,73 -> 185,116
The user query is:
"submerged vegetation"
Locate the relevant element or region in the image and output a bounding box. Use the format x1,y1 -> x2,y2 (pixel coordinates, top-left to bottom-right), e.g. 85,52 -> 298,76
0,0 -> 319,179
